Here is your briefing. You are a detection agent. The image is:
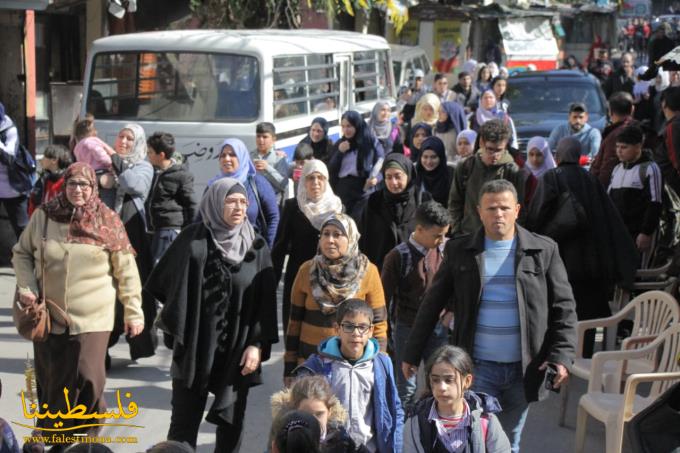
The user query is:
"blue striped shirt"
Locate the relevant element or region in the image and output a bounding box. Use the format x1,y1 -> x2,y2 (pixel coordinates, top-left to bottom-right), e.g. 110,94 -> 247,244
473,237 -> 521,362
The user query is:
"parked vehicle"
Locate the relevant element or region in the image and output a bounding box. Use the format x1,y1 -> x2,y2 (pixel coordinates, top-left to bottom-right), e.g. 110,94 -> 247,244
506,70 -> 607,154
390,44 -> 432,87
81,29 -> 396,192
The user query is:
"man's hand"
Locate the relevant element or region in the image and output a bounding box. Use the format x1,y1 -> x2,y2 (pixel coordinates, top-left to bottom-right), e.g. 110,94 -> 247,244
539,361 -> 569,389
124,320 -> 144,338
636,233 -> 653,253
254,160 -> 269,171
240,345 -> 261,376
401,361 -> 418,380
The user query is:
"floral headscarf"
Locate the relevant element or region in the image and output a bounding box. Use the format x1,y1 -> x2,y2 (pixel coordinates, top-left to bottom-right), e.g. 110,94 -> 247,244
309,213 -> 368,314
43,162 -> 134,254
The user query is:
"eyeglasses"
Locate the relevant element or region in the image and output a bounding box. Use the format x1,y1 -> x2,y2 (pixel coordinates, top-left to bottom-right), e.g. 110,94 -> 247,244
66,181 -> 93,190
320,230 -> 346,240
340,322 -> 372,335
224,198 -> 249,208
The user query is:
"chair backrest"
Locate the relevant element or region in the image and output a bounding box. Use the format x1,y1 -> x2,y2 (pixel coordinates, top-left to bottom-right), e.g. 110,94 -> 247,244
627,290 -> 680,338
650,323 -> 680,396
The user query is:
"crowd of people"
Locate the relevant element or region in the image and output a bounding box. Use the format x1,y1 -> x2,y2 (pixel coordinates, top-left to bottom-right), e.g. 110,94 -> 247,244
2,35 -> 680,452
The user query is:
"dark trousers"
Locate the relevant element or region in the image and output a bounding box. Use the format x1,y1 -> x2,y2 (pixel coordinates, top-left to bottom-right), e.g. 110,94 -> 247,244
168,379 -> 249,453
33,331 -> 109,439
0,195 -> 28,240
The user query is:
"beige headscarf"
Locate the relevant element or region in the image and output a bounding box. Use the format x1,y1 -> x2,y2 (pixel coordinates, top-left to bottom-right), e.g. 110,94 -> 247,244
296,160 -> 343,230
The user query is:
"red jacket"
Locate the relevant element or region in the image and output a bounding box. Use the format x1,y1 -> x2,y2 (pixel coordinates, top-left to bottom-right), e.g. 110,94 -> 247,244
28,176 -> 64,216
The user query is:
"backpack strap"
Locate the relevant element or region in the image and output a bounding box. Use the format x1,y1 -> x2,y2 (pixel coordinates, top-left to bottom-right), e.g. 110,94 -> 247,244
638,160 -> 651,187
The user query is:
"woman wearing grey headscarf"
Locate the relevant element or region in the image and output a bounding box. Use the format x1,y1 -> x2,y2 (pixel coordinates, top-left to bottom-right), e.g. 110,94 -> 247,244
105,123 -> 156,362
146,177 -> 278,452
370,100 -> 403,154
526,137 -> 637,357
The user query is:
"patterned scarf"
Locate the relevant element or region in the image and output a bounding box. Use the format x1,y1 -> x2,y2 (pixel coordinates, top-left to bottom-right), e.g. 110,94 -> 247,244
42,162 -> 135,254
309,213 -> 368,314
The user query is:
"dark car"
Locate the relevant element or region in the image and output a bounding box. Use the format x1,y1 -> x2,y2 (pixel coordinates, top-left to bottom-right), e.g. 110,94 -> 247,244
506,70 -> 608,153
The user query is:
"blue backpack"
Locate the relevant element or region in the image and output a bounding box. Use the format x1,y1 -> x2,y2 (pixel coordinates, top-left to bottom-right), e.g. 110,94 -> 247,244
0,127 -> 36,194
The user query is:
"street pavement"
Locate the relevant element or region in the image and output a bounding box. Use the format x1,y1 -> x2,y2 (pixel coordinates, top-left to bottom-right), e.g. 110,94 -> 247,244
0,265 -> 612,453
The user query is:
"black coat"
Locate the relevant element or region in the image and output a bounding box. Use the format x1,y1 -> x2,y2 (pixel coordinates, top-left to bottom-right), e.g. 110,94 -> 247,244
358,187 -> 431,270
271,198 -> 322,325
402,225 -> 577,403
146,163 -> 196,230
526,164 -> 638,289
144,222 -> 278,424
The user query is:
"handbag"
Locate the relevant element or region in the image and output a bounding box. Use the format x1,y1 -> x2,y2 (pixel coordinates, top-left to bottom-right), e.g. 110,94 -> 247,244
12,212 -> 71,342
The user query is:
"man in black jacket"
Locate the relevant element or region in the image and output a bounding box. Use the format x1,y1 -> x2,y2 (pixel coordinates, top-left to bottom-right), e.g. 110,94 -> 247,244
402,179 -> 577,452
146,132 -> 196,264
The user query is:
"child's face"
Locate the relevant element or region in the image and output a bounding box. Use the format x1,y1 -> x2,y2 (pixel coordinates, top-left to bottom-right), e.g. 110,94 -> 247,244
297,398 -> 329,434
40,156 -> 59,173
413,224 -> 449,250
615,141 -> 642,163
256,132 -> 275,153
429,362 -> 472,407
335,312 -> 373,361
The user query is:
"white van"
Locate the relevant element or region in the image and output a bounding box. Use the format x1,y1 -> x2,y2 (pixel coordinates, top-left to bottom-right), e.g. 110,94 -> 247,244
389,44 -> 432,88
81,29 -> 396,192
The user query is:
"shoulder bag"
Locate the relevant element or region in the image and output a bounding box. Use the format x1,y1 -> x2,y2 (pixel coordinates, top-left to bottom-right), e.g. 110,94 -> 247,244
13,213 -> 71,342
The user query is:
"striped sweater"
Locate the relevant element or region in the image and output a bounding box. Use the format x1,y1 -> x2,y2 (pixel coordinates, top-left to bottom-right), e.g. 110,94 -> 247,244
284,259 -> 388,376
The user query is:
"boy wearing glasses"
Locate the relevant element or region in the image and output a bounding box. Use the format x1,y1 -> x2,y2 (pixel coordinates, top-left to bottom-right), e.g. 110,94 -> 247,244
295,298 -> 403,452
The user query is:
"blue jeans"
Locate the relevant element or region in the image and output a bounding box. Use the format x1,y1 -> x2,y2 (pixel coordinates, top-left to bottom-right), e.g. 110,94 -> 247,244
151,228 -> 180,265
472,359 -> 529,453
394,321 -> 449,408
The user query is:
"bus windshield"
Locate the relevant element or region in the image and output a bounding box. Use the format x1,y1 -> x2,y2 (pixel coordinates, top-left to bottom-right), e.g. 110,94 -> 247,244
86,51 -> 260,122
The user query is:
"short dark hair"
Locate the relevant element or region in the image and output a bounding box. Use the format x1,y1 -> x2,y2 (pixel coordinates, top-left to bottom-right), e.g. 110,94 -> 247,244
256,122 -> 276,136
335,298 -> 374,325
293,143 -> 313,161
147,132 -> 176,159
434,73 -> 447,82
478,179 -> 518,203
43,144 -> 73,170
479,119 -> 510,144
662,86 -> 680,112
272,410 -> 321,453
145,441 -> 195,453
616,124 -> 644,145
458,71 -> 470,79
415,201 -> 450,229
608,92 -> 634,116
490,75 -> 507,89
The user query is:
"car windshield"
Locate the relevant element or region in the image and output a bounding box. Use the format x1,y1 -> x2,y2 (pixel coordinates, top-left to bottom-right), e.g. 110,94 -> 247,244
506,80 -> 605,116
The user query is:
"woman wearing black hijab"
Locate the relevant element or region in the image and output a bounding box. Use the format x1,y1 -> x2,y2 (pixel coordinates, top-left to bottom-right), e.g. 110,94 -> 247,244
299,117 -> 334,163
526,137 -> 638,357
406,122 -> 433,163
415,136 -> 454,206
358,153 -> 431,270
328,110 -> 384,219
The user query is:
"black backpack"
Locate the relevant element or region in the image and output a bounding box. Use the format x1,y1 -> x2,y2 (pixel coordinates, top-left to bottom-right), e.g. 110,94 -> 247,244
0,126 -> 36,194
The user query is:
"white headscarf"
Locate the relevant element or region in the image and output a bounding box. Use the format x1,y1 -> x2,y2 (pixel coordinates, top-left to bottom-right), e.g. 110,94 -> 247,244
633,66 -> 651,100
200,177 -> 256,265
462,59 -> 478,75
487,62 -> 500,78
655,69 -> 670,92
525,136 -> 556,178
119,123 -> 147,165
297,160 -> 343,230
412,93 -> 441,127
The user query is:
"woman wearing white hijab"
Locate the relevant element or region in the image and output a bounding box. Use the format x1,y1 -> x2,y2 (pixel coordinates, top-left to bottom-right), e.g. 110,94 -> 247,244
107,122 -> 156,362
525,136 -> 557,178
146,177 -> 278,451
272,159 -> 343,333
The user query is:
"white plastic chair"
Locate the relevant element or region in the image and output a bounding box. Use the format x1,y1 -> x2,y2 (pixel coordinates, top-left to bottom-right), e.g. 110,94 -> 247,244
573,323 -> 680,453
559,290 -> 680,426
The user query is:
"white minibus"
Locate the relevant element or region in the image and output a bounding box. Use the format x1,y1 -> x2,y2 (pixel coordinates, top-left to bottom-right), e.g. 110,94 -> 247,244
81,29 -> 396,192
